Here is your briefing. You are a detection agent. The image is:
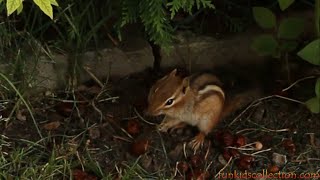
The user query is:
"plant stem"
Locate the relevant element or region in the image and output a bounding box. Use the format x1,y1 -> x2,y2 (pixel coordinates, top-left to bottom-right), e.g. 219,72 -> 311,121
316,0 -> 320,37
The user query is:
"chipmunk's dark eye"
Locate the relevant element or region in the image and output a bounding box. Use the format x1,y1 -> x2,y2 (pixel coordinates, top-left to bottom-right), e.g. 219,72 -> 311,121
165,98 -> 174,106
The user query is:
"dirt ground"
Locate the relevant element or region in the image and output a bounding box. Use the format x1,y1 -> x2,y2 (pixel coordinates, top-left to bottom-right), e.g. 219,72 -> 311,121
1,65 -> 320,179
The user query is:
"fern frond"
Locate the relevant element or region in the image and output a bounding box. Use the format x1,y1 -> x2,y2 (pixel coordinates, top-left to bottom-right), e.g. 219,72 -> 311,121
139,0 -> 173,48
118,0 -> 215,51
120,0 -> 140,27
167,0 -> 214,19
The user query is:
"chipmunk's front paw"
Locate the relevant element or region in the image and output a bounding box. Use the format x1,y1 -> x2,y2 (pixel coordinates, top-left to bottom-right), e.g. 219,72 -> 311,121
189,132 -> 205,152
158,121 -> 186,133
157,122 -> 170,132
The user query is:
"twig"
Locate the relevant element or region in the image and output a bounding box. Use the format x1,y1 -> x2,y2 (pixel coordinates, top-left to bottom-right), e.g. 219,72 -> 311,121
83,66 -> 104,88
156,130 -> 170,169
236,128 -> 290,134
282,76 -> 316,92
229,95 -> 305,126
183,142 -> 187,159
251,148 -> 272,155
112,135 -> 132,143
134,108 -> 157,126
215,157 -> 233,179
91,100 -> 103,123
204,141 -> 211,161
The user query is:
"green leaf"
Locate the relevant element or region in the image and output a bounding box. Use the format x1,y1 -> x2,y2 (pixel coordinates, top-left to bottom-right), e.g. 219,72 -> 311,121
33,0 -> 53,19
252,34 -> 278,56
297,39 -> 320,65
50,0 -> 58,6
252,7 -> 276,29
279,41 -> 298,52
278,0 -> 295,11
278,18 -> 305,39
0,0 -> 3,4
16,2 -> 23,14
316,78 -> 320,98
6,0 -> 22,16
305,97 -> 320,114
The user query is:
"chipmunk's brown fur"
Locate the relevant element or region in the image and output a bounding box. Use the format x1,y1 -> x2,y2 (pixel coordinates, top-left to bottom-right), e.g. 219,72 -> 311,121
146,69 -> 261,151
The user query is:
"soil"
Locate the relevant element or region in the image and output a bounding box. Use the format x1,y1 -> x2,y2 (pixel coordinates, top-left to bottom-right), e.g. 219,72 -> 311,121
1,64 -> 319,179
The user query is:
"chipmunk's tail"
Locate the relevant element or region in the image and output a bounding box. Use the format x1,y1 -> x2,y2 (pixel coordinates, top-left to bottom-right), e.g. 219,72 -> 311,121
221,88 -> 263,119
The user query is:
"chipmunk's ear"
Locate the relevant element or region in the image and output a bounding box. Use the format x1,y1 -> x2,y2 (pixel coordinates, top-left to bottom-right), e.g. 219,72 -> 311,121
169,69 -> 177,76
182,77 -> 189,94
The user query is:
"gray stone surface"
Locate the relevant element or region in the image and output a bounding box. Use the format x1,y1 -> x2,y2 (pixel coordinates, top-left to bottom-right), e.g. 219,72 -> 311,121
80,41 -> 154,83
28,54 -> 69,91
160,31 -> 268,72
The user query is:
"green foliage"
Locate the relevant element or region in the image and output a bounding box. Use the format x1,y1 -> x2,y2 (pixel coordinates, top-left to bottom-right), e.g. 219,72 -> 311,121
252,7 -> 276,29
6,0 -> 22,16
316,78 -> 320,98
297,39 -> 320,65
316,0 -> 320,37
139,0 -> 173,48
278,0 -> 295,11
306,77 -> 320,114
279,41 -> 298,52
6,0 -> 58,19
305,97 -> 320,113
3,0 -> 215,51
167,0 -> 214,19
119,0 -> 215,50
252,2 -> 320,114
298,39 -> 320,114
252,7 -> 306,57
252,34 -> 278,56
278,18 -> 305,39
33,0 -> 57,19
16,1 -> 22,14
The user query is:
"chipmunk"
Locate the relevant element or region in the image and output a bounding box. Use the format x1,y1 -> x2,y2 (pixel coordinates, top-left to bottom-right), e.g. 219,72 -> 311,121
146,69 -> 260,151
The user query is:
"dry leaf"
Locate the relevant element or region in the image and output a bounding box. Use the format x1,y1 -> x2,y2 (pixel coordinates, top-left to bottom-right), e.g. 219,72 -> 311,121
236,155 -> 254,171
282,138 -> 296,154
43,121 -> 61,130
268,164 -> 280,173
177,161 -> 189,174
189,154 -> 202,168
130,139 -> 150,156
126,119 -> 141,136
89,127 -> 101,139
73,169 -> 98,180
16,110 -> 26,121
234,134 -> 246,147
272,152 -> 287,166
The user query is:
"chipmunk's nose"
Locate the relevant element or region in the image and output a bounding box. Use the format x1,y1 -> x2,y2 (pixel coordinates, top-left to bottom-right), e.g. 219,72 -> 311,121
144,106 -> 160,116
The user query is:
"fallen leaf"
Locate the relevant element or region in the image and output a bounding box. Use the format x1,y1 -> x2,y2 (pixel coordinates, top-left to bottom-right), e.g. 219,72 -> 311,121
187,169 -> 210,180
282,138 -> 296,154
236,155 -> 254,171
177,161 -> 189,174
43,121 -> 61,130
16,110 -> 26,121
234,134 -> 246,147
268,164 -> 280,173
126,119 -> 141,136
218,154 -> 228,165
222,149 -> 232,161
229,149 -> 240,158
130,139 -> 150,157
72,169 -> 98,180
89,127 -> 100,139
56,102 -> 73,117
272,152 -> 287,166
220,131 -> 234,147
189,154 -> 202,168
